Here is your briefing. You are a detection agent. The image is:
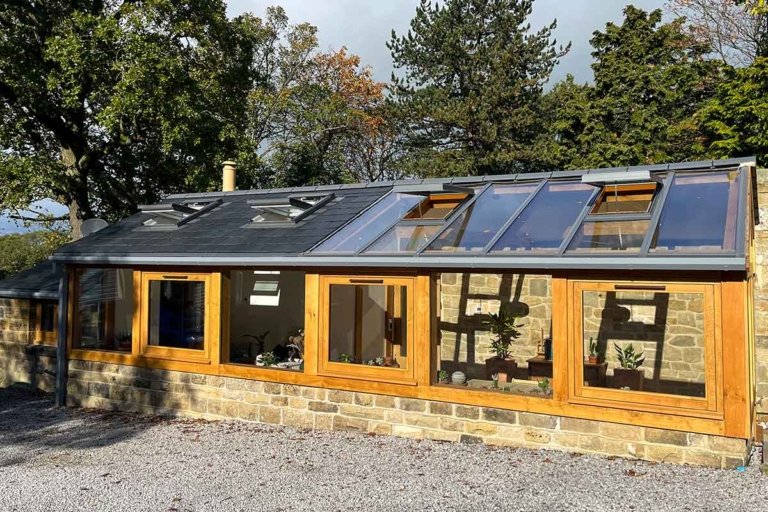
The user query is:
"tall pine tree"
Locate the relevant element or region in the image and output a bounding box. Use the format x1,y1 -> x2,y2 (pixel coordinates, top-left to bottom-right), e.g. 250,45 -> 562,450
388,0 -> 568,177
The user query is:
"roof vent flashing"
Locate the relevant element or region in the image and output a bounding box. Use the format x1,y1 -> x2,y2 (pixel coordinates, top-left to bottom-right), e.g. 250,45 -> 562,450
581,170 -> 651,184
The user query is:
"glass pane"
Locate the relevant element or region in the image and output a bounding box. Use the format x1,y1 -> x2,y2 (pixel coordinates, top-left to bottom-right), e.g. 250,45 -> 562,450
328,283 -> 408,368
313,192 -> 423,253
425,184 -> 537,253
567,220 -> 649,253
148,280 -> 205,350
582,289 -> 706,398
227,270 -> 305,371
363,224 -> 441,253
403,194 -> 465,220
490,182 -> 594,253
591,183 -> 656,214
74,268 -> 133,351
40,302 -> 56,332
435,273 -> 553,398
651,171 -> 741,253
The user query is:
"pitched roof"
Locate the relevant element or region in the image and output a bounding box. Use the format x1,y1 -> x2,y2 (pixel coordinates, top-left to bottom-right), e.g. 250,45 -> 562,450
0,260 -> 61,300
50,157 -> 757,272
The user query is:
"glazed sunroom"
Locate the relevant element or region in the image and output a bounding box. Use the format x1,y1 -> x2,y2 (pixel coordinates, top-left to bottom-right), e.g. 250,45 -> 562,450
50,157 -> 758,457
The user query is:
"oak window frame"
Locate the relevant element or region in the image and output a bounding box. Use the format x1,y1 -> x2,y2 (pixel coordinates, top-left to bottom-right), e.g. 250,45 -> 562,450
568,279 -> 723,418
317,274 -> 417,385
138,272 -> 217,364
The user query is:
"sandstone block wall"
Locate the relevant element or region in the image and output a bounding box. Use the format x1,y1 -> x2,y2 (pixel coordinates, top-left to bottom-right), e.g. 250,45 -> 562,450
439,273 -> 552,379
582,290 -> 706,397
66,360 -> 749,469
0,298 -> 56,391
754,170 -> 768,417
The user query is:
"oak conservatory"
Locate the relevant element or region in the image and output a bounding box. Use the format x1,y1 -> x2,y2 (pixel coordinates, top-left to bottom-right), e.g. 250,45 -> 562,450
49,158 -> 759,467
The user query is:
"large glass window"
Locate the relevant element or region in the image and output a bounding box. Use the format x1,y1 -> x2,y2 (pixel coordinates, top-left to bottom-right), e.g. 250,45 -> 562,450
572,281 -> 717,413
567,220 -> 649,253
490,182 -> 594,253
139,272 -> 212,362
313,193 -> 423,253
227,270 -> 306,371
73,268 -> 134,351
319,276 -> 414,383
148,280 -> 206,350
425,184 -> 536,253
651,171 -> 741,253
435,273 -> 554,398
580,289 -> 706,397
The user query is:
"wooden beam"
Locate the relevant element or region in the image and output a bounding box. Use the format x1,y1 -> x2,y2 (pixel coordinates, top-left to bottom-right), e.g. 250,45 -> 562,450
722,278 -> 751,438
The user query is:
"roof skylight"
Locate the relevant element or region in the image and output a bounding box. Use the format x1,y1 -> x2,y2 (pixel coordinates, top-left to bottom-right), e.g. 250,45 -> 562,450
249,194 -> 334,225
141,199 -> 222,227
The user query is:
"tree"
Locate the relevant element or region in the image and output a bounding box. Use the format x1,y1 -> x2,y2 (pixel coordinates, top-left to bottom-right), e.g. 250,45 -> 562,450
667,0 -> 768,67
0,1 -> 264,238
0,231 -> 68,279
700,57 -> 768,164
540,7 -> 721,169
388,0 -> 569,177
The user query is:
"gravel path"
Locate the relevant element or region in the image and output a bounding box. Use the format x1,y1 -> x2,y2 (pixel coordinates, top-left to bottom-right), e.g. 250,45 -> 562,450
1,386 -> 766,512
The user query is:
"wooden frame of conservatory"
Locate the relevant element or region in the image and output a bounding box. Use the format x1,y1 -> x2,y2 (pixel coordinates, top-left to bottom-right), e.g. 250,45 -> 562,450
65,264 -> 754,440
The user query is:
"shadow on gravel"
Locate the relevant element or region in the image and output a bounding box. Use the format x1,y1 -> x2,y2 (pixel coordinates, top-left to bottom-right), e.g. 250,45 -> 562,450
0,385 -> 147,467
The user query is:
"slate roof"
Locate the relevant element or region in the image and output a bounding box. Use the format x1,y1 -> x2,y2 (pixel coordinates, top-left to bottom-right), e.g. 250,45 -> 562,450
49,157 -> 758,272
0,260 -> 61,300
53,186 -> 389,259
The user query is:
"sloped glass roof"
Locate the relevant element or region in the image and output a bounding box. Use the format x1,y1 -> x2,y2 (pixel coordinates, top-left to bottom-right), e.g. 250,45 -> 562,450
309,164 -> 751,264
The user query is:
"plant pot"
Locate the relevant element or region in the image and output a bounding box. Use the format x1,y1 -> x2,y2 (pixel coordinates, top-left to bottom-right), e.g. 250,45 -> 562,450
613,368 -> 644,391
485,357 -> 517,383
451,371 -> 466,385
587,356 -> 599,365
383,356 -> 396,367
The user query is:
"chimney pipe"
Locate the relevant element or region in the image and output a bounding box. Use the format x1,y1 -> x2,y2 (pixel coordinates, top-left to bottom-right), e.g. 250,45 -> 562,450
222,160 -> 237,192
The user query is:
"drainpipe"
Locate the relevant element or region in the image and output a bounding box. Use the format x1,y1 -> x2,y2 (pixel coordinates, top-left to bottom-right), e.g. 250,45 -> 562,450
222,160 -> 237,192
55,264 -> 68,407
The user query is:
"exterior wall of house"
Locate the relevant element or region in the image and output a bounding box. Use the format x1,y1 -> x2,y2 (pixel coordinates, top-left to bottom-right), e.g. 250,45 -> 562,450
0,297 -> 56,391
65,360 -> 749,469
754,170 -> 768,418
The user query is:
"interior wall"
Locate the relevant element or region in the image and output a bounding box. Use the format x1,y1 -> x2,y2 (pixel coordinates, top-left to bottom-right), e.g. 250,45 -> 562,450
229,271 -> 305,360
328,285 -> 355,361
438,273 -> 552,380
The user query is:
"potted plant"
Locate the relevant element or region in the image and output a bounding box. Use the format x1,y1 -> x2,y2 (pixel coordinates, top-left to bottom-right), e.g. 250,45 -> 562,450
483,310 -> 523,382
613,343 -> 645,391
587,337 -> 600,364
339,353 -> 354,364
437,369 -> 450,384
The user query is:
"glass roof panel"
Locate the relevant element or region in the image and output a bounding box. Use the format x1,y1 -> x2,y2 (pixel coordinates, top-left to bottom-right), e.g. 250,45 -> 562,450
363,224 -> 442,253
424,183 -> 537,253
490,182 -> 595,254
403,193 -> 467,220
567,219 -> 649,253
312,192 -> 423,253
651,171 -> 741,253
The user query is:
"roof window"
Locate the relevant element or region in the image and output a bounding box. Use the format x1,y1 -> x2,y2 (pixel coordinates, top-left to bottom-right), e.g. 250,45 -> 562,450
590,183 -> 658,215
140,199 -> 222,227
249,193 -> 334,225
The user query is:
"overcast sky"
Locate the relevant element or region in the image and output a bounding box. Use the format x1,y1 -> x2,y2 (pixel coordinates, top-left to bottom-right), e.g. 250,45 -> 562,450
226,0 -> 667,84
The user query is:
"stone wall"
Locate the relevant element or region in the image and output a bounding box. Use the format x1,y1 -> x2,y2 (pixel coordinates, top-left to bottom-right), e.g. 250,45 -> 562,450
66,360 -> 749,469
582,290 -> 706,397
439,273 -> 552,379
754,170 -> 768,417
0,298 -> 56,391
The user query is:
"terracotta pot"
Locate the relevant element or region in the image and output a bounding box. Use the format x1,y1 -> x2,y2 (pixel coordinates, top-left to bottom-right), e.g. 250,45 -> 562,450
587,355 -> 599,365
613,368 -> 644,391
485,357 -> 518,383
383,356 -> 396,367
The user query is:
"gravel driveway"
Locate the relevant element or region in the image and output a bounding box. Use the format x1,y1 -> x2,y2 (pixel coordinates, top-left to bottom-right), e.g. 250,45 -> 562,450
1,386 -> 766,512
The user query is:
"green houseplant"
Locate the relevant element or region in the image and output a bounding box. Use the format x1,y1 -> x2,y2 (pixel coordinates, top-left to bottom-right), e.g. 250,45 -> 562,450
483,310 -> 523,383
613,343 -> 645,391
587,337 -> 600,364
